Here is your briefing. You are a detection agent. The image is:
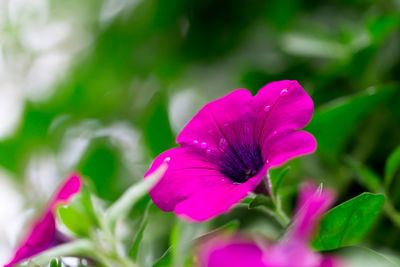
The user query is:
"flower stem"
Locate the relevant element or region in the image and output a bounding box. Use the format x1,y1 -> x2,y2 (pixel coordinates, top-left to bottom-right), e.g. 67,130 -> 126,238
30,240 -> 94,266
105,164 -> 167,227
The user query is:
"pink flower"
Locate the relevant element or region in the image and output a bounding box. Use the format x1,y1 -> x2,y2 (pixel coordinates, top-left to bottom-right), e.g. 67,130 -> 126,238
198,182 -> 344,267
4,174 -> 82,267
145,80 -> 316,221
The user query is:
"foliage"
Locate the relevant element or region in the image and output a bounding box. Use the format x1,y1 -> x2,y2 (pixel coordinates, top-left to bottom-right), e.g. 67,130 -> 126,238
1,0 -> 400,266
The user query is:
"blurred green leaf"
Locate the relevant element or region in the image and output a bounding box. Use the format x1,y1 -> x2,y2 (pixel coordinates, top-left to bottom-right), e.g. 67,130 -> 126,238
272,166 -> 291,196
128,201 -> 151,261
384,145 -> 400,190
338,246 -> 398,267
142,92 -> 175,157
105,164 -> 166,227
306,85 -> 397,162
49,258 -> 61,267
368,14 -> 400,44
347,157 -> 381,192
249,194 -> 274,209
313,193 -> 385,251
153,248 -> 172,267
57,187 -> 98,237
58,205 -> 92,237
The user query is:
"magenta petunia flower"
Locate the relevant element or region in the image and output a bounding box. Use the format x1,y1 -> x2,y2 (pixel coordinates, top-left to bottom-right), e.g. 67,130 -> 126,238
145,80 -> 316,221
197,182 -> 344,267
4,174 -> 82,267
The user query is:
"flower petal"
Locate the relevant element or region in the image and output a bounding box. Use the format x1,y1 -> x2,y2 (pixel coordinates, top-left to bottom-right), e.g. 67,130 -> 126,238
261,130 -> 317,168
263,242 -> 321,267
174,172 -> 262,221
253,80 -> 314,148
4,212 -> 56,267
289,182 -> 335,242
49,173 -> 82,210
176,89 -> 253,148
5,174 -> 82,267
198,236 -> 267,267
145,147 -> 264,221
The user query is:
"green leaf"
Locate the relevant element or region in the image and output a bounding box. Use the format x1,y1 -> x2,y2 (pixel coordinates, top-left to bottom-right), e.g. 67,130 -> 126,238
384,145 -> 400,190
368,14 -> 400,44
105,163 -> 167,227
346,157 -> 381,192
313,193 -> 385,251
272,166 -> 291,196
306,85 -> 397,162
58,205 -> 92,237
153,247 -> 172,267
128,201 -> 151,261
338,246 -> 398,267
49,258 -> 60,267
249,194 -> 274,209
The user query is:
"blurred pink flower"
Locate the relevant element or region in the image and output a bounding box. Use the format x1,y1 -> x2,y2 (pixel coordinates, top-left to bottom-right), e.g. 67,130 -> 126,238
198,182 -> 344,267
4,174 -> 82,267
145,80 -> 316,221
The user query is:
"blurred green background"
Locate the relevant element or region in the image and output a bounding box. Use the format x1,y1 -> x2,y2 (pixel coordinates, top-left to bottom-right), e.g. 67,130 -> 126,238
0,0 -> 399,265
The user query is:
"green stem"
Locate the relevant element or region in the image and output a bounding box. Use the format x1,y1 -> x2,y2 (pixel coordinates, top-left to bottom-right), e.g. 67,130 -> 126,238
383,197 -> 400,228
30,240 -> 94,266
105,164 -> 167,227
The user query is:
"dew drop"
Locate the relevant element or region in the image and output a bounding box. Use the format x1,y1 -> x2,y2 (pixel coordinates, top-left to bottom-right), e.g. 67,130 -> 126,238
193,140 -> 199,145
280,88 -> 288,96
164,157 -> 171,163
218,138 -> 227,147
264,105 -> 271,112
201,142 -> 207,149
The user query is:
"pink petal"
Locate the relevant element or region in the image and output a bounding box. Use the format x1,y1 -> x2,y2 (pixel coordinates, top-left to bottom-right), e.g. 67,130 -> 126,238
5,174 -> 82,267
198,236 -> 267,267
319,256 -> 346,267
263,241 -> 322,267
176,89 -> 253,148
4,212 -> 56,267
261,130 -> 317,168
253,80 -> 314,147
145,148 -> 265,221
289,182 -> 336,242
49,173 -> 82,210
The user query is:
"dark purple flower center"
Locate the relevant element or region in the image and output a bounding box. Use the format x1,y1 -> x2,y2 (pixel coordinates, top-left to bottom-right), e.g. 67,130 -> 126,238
216,140 -> 264,184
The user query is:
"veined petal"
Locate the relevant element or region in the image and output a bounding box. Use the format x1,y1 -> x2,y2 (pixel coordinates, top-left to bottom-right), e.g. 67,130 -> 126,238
261,130 -> 317,168
253,80 -> 313,149
176,89 -> 253,148
146,148 -> 265,221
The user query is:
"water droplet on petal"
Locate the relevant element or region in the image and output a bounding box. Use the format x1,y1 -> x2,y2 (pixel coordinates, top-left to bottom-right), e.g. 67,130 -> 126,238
280,88 -> 288,96
201,142 -> 207,149
164,157 -> 171,163
193,140 -> 199,144
218,138 -> 228,148
264,105 -> 271,112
